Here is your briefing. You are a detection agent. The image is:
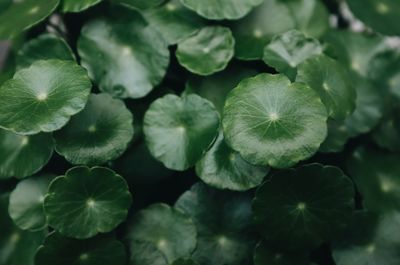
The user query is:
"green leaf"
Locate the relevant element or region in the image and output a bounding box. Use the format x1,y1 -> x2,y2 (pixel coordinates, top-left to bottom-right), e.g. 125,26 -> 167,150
77,7 -> 169,98
254,241 -> 310,265
332,211 -> 400,265
16,34 -> 75,69
54,93 -> 134,165
195,131 -> 269,191
180,0 -> 263,20
143,94 -> 220,171
126,203 -> 197,264
0,0 -> 59,39
296,54 -> 356,120
35,232 -> 127,265
176,26 -> 235,76
175,183 -> 256,265
8,175 -> 53,231
231,0 -> 296,60
347,0 -> 400,36
222,73 -> 327,168
347,146 -> 400,212
143,0 -> 206,45
185,64 -> 257,113
372,115 -> 400,152
253,164 -> 355,250
0,194 -> 46,265
44,166 -> 132,239
111,0 -> 164,10
129,240 -> 168,265
170,258 -> 199,265
62,0 -> 102,12
319,119 -> 349,153
324,30 -> 387,77
0,130 -> 53,179
0,59 -> 91,135
263,30 -> 323,81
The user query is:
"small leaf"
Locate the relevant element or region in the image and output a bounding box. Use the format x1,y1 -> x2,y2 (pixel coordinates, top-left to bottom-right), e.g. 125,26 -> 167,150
143,0 -> 206,45
8,175 -> 54,231
44,166 -> 132,239
347,0 -> 400,36
254,241 -> 310,265
0,0 -> 59,39
296,54 -> 356,120
126,203 -> 197,264
195,131 -> 269,191
62,0 -> 102,13
253,164 -> 355,250
180,0 -> 263,20
35,232 -> 127,265
0,194 -> 46,265
0,59 -> 91,135
347,146 -> 400,212
332,211 -> 400,265
263,30 -> 323,80
175,183 -> 256,265
77,7 -> 169,98
223,73 -> 327,168
16,34 -> 75,69
54,93 -> 134,165
143,94 -> 220,171
0,129 -> 53,179
176,26 -> 235,76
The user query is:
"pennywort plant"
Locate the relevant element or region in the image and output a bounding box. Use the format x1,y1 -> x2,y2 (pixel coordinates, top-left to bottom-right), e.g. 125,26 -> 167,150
0,0 -> 399,265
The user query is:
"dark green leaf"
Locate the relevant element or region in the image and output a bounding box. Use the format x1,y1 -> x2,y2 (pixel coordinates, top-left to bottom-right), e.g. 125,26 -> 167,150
111,0 -> 164,10
254,241 -> 310,265
62,0 -> 102,12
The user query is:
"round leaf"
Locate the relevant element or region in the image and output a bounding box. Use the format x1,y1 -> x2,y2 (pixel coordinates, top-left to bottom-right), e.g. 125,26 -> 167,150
62,0 -> 102,13
143,94 -> 220,171
185,64 -> 258,113
347,0 -> 400,36
0,194 -> 46,265
176,26 -> 235,76
0,0 -> 59,39
35,232 -> 127,265
0,129 -> 54,179
180,0 -> 263,20
222,73 -> 327,168
44,166 -> 132,239
16,34 -> 75,69
252,164 -> 355,250
263,30 -> 323,81
8,175 -> 53,231
195,131 -> 269,191
231,0 -> 296,60
254,241 -> 310,265
0,59 -> 91,135
126,203 -> 197,264
78,7 -> 169,98
54,93 -> 134,165
129,240 -> 168,265
143,0 -> 206,45
175,183 -> 256,265
319,119 -> 349,153
332,211 -> 400,265
347,146 -> 400,212
296,54 -> 356,120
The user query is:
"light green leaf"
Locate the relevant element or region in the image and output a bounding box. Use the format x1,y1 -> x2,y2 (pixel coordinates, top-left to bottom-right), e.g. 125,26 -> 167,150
44,166 -> 132,239
176,26 -> 235,76
126,203 -> 197,264
223,73 -> 327,168
0,129 -> 53,179
54,93 -> 134,165
180,0 -> 263,20
296,54 -> 356,120
78,7 -> 169,98
8,175 -> 53,231
0,0 -> 59,39
143,94 -> 220,171
253,164 -> 355,250
0,59 -> 91,135
175,183 -> 256,265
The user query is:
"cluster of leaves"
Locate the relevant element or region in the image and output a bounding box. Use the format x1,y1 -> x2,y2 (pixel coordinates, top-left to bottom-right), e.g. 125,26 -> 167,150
0,0 -> 400,265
